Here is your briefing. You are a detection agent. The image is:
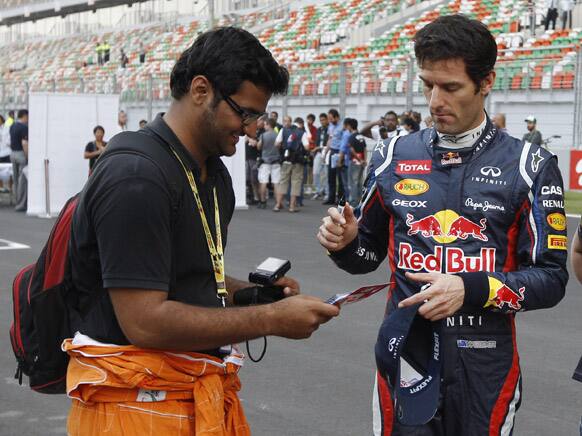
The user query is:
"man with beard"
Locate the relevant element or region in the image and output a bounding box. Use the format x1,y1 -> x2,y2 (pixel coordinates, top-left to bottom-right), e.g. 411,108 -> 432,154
318,15 -> 567,435
361,110 -> 404,141
66,27 -> 339,436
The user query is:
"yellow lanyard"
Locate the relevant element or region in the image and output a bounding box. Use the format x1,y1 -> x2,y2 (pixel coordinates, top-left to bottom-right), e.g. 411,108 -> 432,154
170,149 -> 227,306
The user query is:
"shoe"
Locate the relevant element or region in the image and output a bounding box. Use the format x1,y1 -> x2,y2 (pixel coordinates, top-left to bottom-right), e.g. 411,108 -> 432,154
273,205 -> 281,212
289,208 -> 299,213
311,193 -> 320,200
258,201 -> 267,209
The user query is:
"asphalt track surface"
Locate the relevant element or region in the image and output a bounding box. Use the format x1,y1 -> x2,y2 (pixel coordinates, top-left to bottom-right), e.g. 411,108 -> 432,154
1,200 -> 581,435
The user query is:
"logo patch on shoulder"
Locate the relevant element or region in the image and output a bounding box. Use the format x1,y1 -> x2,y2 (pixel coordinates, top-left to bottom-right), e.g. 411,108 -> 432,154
396,160 -> 432,175
394,179 -> 429,196
548,234 -> 567,250
531,149 -> 544,173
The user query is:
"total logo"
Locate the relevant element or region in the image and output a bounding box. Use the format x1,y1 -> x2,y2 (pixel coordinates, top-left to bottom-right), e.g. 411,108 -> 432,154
396,160 -> 432,175
406,210 -> 488,243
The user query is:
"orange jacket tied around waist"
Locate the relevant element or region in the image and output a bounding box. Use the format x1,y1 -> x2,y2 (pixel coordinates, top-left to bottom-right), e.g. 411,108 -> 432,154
62,334 -> 250,436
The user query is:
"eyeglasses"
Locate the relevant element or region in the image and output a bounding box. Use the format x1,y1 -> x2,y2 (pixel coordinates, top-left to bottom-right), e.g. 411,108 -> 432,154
222,95 -> 266,127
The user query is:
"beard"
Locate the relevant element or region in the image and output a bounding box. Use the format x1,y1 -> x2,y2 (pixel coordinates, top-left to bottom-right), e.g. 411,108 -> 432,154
200,105 -> 224,157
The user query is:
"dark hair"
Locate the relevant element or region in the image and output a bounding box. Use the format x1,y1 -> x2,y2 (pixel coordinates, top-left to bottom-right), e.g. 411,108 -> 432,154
0,115 -> 5,124
271,111 -> 279,117
328,109 -> 339,119
403,117 -> 420,132
384,110 -> 398,119
170,27 -> 289,100
139,119 -> 147,125
414,15 -> 497,90
307,113 -> 315,122
8,110 -> 14,117
344,118 -> 358,130
294,117 -> 304,125
93,125 -> 105,134
267,118 -> 277,128
319,113 -> 328,119
17,109 -> 28,118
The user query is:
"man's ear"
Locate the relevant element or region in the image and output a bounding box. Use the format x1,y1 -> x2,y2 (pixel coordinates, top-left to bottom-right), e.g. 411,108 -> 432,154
480,70 -> 496,97
189,75 -> 214,106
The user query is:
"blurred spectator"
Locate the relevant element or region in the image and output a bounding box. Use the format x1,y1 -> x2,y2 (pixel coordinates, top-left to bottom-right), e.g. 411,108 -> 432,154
570,220 -> 582,433
0,115 -> 10,164
139,42 -> 146,64
560,0 -> 573,29
96,42 -> 104,66
545,0 -> 558,30
84,125 -> 107,172
6,110 -> 14,127
424,115 -> 434,129
346,118 -> 366,204
0,115 -> 11,193
312,113 -> 329,200
139,120 -> 147,129
245,117 -> 264,206
304,114 -> 318,194
493,113 -> 508,134
10,109 -> 28,212
257,118 -> 281,209
270,111 -> 282,131
117,110 -> 128,134
120,48 -> 129,68
523,115 -> 542,146
275,116 -> 309,212
361,110 -> 403,141
323,108 -> 344,205
411,111 -> 422,126
338,118 -> 353,203
103,41 -> 111,63
402,117 -> 420,133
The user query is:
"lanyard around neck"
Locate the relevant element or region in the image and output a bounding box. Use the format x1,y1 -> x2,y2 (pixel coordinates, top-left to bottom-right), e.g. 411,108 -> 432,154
170,148 -> 227,306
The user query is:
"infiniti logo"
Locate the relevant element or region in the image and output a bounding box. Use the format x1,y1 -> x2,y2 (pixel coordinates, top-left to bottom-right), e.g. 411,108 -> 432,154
480,166 -> 501,177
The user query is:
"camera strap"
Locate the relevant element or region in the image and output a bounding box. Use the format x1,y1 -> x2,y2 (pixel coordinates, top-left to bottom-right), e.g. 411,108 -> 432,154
169,148 -> 228,307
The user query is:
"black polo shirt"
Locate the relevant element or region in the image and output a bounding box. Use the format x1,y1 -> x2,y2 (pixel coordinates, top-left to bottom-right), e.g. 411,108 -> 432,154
69,114 -> 235,347
10,121 -> 28,152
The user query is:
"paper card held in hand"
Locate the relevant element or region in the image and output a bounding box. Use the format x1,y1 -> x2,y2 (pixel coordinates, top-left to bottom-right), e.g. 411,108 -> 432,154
325,283 -> 392,306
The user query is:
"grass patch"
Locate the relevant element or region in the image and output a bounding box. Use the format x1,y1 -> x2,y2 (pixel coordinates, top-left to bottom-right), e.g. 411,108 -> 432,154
565,191 -> 582,216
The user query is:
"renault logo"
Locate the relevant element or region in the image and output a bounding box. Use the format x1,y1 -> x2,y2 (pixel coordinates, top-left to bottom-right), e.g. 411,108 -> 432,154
480,166 -> 501,177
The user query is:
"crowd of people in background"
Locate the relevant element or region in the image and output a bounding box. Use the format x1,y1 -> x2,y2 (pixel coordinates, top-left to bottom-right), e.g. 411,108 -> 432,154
0,109 -> 29,211
246,109 -> 549,209
245,108 -> 432,211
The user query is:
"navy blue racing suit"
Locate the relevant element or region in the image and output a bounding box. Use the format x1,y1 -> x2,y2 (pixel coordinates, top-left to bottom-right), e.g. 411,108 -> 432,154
329,120 -> 568,435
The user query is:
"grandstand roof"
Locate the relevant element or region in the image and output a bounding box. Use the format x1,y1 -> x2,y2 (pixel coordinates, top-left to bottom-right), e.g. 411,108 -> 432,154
0,0 -> 148,26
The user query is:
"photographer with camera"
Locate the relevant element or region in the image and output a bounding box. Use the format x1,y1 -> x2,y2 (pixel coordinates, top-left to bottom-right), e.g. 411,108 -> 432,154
274,115 -> 309,212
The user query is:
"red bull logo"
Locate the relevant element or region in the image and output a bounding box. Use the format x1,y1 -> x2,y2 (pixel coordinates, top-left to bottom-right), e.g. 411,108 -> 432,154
398,243 -> 496,273
486,277 -> 525,311
406,210 -> 488,243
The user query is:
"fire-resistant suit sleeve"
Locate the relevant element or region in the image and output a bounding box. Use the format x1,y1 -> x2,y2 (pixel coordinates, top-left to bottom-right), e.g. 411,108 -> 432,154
460,149 -> 569,313
328,162 -> 391,274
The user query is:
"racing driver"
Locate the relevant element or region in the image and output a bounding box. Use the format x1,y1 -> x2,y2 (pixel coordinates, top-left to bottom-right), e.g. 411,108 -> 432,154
318,15 -> 568,435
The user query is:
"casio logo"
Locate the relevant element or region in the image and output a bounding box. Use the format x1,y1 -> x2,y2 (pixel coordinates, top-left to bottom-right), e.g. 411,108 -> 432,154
480,166 -> 501,177
541,185 -> 563,196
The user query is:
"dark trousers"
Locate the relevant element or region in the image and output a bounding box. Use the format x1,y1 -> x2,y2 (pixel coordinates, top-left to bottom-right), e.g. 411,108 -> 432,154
326,150 -> 344,203
545,8 -> 558,30
561,10 -> 572,29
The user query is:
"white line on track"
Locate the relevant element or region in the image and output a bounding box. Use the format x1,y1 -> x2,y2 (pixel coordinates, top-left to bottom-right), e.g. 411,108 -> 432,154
567,213 -> 580,219
0,238 -> 30,250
